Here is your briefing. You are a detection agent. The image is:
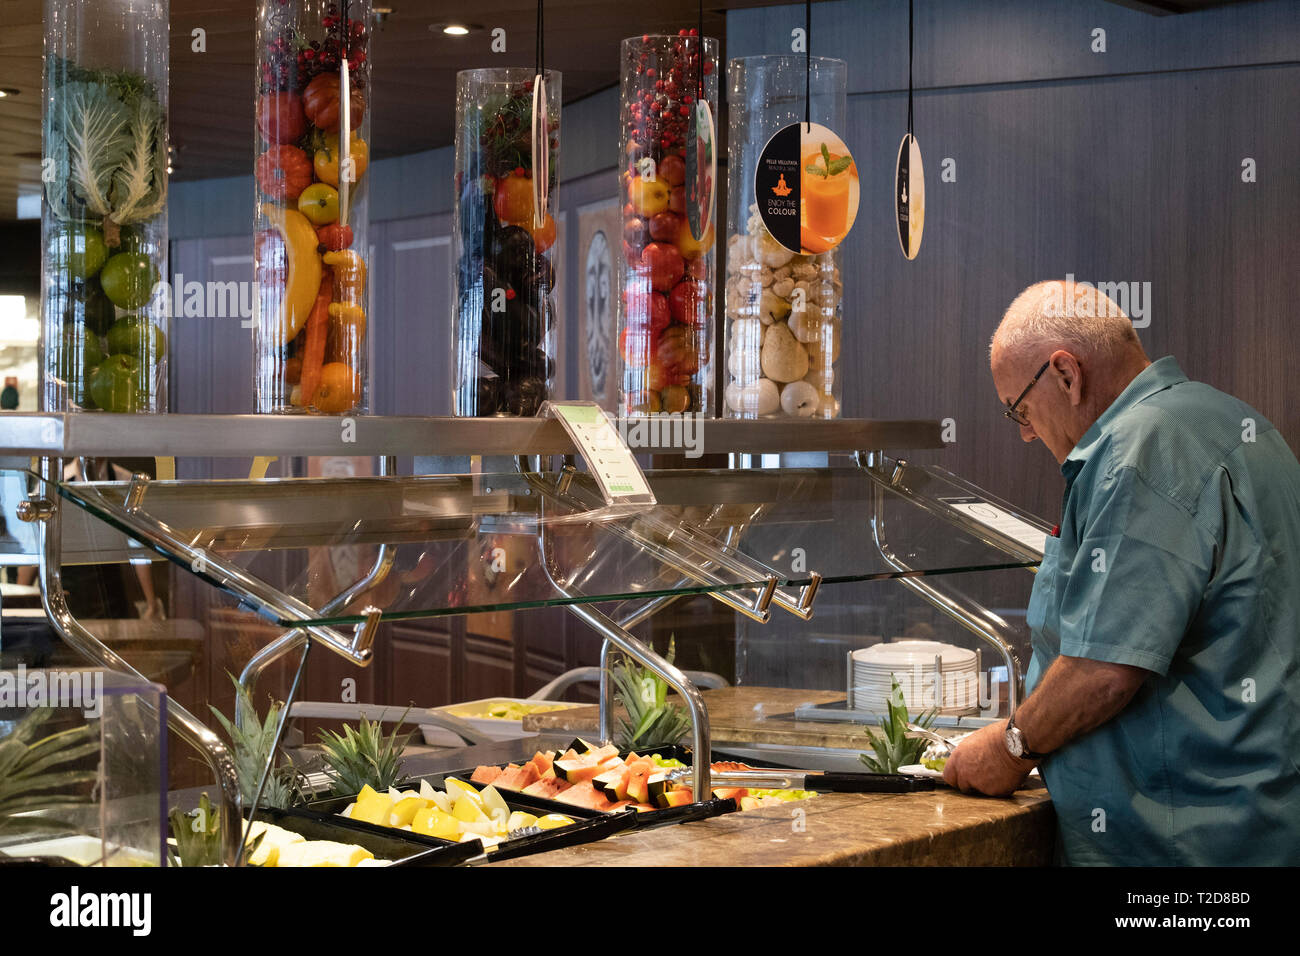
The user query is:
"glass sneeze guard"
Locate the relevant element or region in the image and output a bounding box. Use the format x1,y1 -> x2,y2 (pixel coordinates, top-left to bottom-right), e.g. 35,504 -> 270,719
47,460 -> 1042,629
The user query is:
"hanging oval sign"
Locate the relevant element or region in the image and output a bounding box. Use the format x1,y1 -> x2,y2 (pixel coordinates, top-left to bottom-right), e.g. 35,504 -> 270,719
531,74 -> 551,230
895,132 -> 924,259
755,122 -> 859,255
685,99 -> 716,241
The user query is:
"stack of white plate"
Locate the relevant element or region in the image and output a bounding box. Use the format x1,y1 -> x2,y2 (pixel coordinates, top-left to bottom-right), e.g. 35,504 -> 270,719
849,640 -> 981,716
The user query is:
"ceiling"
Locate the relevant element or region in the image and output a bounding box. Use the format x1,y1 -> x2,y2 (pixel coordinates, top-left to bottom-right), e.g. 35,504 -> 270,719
0,0 -> 1267,219
0,0 -> 808,219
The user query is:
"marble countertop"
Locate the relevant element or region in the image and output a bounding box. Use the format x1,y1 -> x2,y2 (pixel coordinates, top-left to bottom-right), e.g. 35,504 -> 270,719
510,685 -> 1054,866
491,785 -> 1054,867
524,686 -> 938,750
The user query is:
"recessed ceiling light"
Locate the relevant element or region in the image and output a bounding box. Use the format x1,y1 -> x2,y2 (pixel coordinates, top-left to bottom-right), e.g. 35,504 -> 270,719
443,24 -> 470,36
0,88 -> 21,98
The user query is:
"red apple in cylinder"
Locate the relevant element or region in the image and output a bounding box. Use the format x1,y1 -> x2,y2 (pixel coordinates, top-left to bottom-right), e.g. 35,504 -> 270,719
645,360 -> 670,393
656,326 -> 699,374
624,216 -> 649,250
668,186 -> 686,216
641,242 -> 684,293
619,326 -> 653,367
669,279 -> 707,326
648,212 -> 682,243
624,285 -> 671,332
686,257 -> 710,281
658,154 -> 686,186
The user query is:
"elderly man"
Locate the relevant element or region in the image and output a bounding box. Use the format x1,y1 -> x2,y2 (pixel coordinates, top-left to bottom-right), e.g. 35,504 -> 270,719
944,280 -> 1300,865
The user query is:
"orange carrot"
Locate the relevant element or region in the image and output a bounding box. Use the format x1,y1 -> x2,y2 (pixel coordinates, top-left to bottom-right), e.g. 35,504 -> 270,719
299,269 -> 333,407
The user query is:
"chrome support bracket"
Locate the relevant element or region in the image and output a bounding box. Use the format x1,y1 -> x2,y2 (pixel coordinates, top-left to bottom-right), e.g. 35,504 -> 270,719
34,457 -> 244,866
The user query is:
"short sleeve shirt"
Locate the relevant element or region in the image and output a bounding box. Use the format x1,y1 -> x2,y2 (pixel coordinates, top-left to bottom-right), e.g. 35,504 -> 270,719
1026,357 -> 1300,865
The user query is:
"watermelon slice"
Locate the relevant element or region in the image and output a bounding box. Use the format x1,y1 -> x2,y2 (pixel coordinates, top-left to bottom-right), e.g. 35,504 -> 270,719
587,744 -> 620,764
554,755 -> 603,784
712,787 -> 749,801
592,766 -> 629,800
555,780 -> 615,811
522,776 -> 570,800
605,799 -> 636,811
470,765 -> 503,786
658,788 -> 693,808
494,763 -> 541,791
530,751 -> 555,778
626,764 -> 652,804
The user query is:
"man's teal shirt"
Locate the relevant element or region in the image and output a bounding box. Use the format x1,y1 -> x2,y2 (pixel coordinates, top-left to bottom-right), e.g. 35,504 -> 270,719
1026,356 -> 1300,865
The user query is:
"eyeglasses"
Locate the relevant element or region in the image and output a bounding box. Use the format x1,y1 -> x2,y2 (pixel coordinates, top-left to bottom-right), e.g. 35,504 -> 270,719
1003,360 -> 1051,427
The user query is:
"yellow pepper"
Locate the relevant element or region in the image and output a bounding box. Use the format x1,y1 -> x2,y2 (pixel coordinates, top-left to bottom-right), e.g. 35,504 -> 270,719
314,133 -> 370,187
322,249 -> 366,306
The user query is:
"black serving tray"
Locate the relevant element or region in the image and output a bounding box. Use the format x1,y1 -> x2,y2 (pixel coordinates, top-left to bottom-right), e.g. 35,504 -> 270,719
300,785 -> 636,861
427,743 -> 749,830
244,805 -> 480,867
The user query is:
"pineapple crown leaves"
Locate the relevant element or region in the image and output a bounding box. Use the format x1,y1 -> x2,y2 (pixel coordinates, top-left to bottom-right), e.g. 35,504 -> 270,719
316,708 -> 414,798
167,792 -> 265,868
611,636 -> 692,750
208,674 -> 301,809
858,673 -> 937,775
0,707 -> 100,831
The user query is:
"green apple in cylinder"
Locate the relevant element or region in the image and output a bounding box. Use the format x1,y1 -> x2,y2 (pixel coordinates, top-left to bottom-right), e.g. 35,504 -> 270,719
99,252 -> 160,310
106,315 -> 167,362
52,224 -> 109,280
88,353 -> 153,414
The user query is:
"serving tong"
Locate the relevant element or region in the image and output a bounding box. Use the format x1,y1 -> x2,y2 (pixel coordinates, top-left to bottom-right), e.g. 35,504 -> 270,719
659,766 -> 934,794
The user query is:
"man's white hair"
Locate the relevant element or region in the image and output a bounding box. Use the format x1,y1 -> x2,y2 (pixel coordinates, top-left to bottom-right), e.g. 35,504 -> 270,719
991,281 -> 1143,364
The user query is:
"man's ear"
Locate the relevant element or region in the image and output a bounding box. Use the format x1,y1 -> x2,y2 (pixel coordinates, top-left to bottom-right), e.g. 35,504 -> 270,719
1050,350 -> 1084,406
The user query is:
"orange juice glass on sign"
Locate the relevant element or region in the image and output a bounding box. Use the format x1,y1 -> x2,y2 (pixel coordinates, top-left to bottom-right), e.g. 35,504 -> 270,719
801,148 -> 852,242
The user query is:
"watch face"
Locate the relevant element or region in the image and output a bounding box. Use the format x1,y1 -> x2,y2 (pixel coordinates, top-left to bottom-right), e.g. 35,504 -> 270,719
1005,723 -> 1023,758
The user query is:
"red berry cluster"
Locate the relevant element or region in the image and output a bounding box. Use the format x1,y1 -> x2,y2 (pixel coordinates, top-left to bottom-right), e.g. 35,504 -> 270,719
624,32 -> 711,165
259,2 -> 370,94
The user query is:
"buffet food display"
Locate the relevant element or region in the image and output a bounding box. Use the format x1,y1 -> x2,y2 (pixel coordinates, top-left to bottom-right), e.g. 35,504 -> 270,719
615,33 -> 718,417
252,0 -> 371,414
453,69 -> 561,417
40,0 -> 170,413
723,56 -> 847,419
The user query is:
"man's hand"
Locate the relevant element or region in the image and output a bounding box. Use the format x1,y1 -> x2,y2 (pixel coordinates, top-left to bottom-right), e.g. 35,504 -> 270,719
942,720 -> 1035,796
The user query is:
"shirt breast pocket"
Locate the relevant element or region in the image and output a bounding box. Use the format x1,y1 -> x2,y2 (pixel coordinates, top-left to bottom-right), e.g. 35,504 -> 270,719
1026,535 -> 1061,632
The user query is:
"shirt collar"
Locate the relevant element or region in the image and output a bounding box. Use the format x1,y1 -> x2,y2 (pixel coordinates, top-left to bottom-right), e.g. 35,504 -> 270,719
1062,356 -> 1187,478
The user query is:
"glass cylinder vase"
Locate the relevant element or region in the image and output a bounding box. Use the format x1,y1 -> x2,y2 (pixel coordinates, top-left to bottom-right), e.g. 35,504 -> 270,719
253,0 -> 372,415
724,56 -> 846,419
41,0 -> 170,413
615,34 -> 719,418
453,69 -> 561,418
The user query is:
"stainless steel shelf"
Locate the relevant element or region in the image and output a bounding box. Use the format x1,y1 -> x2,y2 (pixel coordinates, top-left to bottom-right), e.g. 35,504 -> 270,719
0,413 -> 943,458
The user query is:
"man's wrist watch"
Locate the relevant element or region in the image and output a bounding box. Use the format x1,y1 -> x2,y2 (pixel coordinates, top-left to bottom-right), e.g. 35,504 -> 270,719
1004,714 -> 1049,761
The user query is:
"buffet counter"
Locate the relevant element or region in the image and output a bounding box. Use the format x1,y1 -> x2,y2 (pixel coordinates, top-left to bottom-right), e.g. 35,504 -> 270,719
507,686 -> 1056,866
491,783 -> 1054,867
